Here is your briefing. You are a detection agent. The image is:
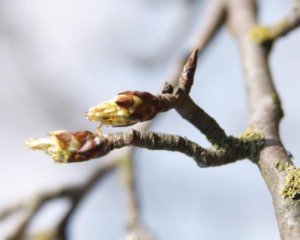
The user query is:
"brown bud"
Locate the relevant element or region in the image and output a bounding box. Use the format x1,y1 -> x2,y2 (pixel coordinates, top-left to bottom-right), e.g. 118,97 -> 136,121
86,91 -> 159,127
69,135 -> 111,162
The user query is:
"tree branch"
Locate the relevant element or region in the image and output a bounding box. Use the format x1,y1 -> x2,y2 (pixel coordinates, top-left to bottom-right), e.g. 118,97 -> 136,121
5,187 -> 78,240
79,1 -> 229,238
11,1 -> 230,239
249,3 -> 300,44
56,158 -> 118,239
187,0 -> 227,53
120,155 -> 152,240
40,128 -> 261,169
0,204 -> 25,222
228,0 -> 300,239
83,49 -> 230,148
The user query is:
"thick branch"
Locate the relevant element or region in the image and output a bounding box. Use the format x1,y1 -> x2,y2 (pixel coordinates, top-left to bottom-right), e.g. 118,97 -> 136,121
228,0 -> 300,239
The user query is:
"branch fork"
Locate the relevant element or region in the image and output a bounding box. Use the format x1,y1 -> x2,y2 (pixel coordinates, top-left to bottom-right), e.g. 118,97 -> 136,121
26,49 -> 264,168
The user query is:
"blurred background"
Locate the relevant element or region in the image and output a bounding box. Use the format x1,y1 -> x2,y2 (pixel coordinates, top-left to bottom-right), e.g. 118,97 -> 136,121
0,0 -> 299,239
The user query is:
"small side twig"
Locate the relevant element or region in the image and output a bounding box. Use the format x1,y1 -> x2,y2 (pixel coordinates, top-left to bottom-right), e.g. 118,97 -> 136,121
249,4 -> 300,44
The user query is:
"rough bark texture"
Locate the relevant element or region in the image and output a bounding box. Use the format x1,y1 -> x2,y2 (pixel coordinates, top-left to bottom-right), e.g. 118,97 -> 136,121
228,0 -> 300,239
109,130 -> 250,167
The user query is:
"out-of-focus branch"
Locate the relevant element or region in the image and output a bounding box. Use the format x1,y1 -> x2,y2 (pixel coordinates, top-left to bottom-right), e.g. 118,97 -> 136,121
5,187 -> 78,240
228,0 -> 300,239
188,0 -> 227,53
0,204 -> 25,222
168,0 -> 226,90
120,153 -> 152,240
120,153 -> 140,230
1,159 -> 119,240
55,158 -> 118,239
249,3 -> 300,44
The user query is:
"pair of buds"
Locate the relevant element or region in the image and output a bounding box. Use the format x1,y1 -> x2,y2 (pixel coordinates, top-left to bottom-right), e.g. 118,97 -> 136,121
26,91 -> 160,162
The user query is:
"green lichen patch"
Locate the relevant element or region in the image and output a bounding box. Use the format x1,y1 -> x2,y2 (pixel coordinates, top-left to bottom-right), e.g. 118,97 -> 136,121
239,127 -> 263,142
281,167 -> 300,201
212,127 -> 264,161
248,20 -> 288,44
239,127 -> 265,160
249,25 -> 274,43
276,160 -> 291,172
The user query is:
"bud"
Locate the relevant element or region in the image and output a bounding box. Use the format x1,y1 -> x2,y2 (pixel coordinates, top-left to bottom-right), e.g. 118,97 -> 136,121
26,130 -> 109,163
86,91 -> 158,127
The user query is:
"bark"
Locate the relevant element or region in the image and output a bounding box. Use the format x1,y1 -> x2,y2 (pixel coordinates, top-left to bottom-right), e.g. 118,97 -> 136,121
228,0 -> 300,239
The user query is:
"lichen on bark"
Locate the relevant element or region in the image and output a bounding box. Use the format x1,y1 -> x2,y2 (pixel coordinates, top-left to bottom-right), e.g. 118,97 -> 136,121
238,127 -> 264,160
276,160 -> 291,172
248,20 -> 289,43
281,166 -> 300,201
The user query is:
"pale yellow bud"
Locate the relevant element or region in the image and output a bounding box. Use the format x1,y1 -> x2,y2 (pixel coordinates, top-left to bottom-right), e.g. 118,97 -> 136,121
26,130 -> 80,162
26,131 -> 99,163
86,91 -> 158,127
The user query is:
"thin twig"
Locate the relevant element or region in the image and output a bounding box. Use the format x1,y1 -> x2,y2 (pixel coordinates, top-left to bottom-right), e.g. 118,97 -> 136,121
56,158 -> 118,239
119,150 -> 152,240
249,3 -> 300,44
6,187 -> 78,240
110,130 -> 251,167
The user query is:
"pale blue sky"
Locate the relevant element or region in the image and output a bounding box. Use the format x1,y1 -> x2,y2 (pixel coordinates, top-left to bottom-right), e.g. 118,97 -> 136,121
0,0 -> 299,239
